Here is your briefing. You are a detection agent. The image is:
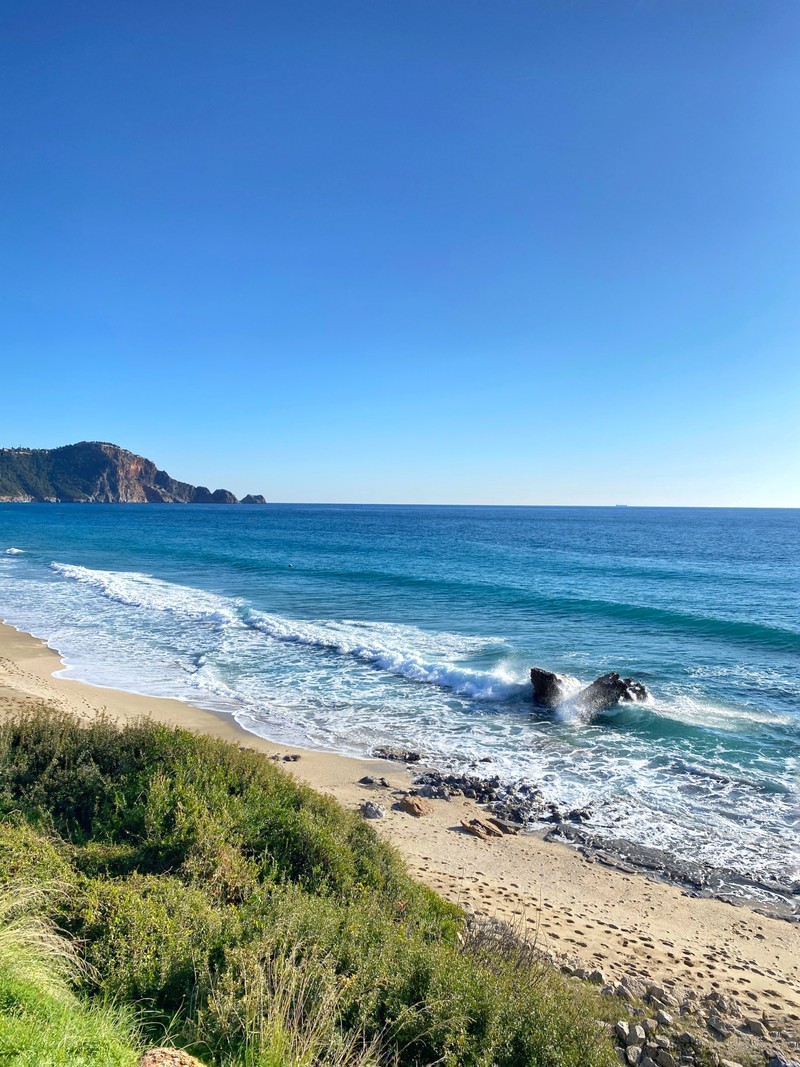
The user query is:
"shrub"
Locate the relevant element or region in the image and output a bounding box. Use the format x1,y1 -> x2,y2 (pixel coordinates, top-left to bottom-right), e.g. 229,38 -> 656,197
0,709 -> 618,1067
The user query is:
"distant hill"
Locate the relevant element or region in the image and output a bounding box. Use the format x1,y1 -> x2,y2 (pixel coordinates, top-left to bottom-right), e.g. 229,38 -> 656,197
0,442 -> 264,504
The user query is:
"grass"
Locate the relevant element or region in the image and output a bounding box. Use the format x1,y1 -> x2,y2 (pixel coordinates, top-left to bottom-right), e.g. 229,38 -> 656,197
0,882 -> 139,1066
0,708 -> 619,1067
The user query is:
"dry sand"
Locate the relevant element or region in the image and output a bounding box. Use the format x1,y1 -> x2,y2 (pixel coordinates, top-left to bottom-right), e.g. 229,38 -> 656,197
1,620 -> 798,1040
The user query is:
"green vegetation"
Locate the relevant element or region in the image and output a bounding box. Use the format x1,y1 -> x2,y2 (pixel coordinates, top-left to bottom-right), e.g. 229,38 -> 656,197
0,709 -> 617,1066
0,882 -> 139,1066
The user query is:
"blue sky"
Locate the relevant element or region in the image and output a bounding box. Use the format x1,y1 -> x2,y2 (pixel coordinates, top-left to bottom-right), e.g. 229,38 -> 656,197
2,1 -> 798,504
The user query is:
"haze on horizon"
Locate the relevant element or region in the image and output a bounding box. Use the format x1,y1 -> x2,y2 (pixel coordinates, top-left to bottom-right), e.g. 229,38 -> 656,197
2,2 -> 798,507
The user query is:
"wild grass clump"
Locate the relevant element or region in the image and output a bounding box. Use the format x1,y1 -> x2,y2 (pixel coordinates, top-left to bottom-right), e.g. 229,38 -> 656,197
0,708 -> 618,1067
0,880 -> 139,1066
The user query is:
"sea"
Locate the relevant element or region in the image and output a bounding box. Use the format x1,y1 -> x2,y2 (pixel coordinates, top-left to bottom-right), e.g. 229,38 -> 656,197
1,504 -> 798,913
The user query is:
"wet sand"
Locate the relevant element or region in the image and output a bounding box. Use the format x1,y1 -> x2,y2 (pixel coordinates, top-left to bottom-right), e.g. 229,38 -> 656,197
1,619 -> 798,1045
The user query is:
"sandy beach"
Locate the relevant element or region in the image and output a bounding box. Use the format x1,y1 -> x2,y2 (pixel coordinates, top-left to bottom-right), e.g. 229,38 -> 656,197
1,619 -> 798,1051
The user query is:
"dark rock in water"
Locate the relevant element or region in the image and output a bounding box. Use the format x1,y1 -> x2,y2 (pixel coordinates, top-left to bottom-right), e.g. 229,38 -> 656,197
566,807 -> 592,823
241,494 -> 267,504
573,672 -> 648,713
530,667 -> 566,708
373,747 -> 422,763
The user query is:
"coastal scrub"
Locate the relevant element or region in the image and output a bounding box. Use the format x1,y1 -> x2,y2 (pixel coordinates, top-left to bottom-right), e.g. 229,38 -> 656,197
0,708 -> 618,1067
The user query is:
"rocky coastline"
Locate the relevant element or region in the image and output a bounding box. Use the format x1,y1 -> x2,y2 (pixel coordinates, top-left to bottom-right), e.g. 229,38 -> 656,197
0,442 -> 265,504
368,749 -> 800,923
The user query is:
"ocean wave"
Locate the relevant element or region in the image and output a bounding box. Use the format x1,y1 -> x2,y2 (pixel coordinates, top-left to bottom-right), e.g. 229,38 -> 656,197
50,562 -> 529,702
50,562 -> 238,628
243,609 -> 527,701
4,547 -> 24,555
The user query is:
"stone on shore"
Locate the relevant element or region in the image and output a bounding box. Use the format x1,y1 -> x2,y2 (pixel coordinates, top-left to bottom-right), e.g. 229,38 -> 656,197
399,795 -> 433,817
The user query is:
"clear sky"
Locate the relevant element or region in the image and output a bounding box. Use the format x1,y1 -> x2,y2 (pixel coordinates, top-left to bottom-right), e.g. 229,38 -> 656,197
2,1 -> 798,505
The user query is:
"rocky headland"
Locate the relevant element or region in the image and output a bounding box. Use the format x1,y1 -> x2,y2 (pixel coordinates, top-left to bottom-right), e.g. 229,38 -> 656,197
0,442 -> 264,504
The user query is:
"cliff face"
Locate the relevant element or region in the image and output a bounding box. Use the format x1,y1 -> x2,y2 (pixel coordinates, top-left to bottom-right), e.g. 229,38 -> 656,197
0,443 -> 245,503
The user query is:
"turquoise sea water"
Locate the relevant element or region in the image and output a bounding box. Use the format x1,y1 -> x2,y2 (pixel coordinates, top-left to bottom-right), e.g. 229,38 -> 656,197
1,504 -> 798,907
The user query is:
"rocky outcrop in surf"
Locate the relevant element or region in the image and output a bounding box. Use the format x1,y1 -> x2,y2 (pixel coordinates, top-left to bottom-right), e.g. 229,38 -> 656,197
530,667 -> 649,714
530,668 -> 565,708
573,671 -> 649,712
0,442 -> 262,504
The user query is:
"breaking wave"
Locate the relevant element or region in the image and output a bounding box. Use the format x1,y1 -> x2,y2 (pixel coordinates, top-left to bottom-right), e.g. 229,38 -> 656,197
50,562 -> 528,702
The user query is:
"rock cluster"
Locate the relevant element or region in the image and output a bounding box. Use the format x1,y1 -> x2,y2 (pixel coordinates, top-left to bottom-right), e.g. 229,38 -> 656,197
530,667 -> 649,714
560,961 -> 798,1067
372,747 -> 422,763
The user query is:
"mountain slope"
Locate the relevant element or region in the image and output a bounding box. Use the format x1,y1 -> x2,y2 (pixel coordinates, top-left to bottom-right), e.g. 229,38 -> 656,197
0,442 -> 249,503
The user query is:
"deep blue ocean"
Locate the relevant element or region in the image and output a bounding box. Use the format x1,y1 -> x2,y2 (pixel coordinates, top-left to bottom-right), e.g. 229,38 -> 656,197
1,504 -> 798,905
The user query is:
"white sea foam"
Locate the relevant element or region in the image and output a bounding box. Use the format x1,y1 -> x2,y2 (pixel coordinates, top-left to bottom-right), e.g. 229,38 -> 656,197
50,562 -> 238,628
4,548 -> 24,555
243,609 -> 526,700
50,562 -> 528,702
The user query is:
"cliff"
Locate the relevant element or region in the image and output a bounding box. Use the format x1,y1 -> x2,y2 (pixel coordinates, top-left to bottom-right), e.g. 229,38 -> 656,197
0,442 -> 258,503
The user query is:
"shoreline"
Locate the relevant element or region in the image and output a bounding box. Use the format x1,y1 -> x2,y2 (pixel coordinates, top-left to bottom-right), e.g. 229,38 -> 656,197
1,619 -> 799,1042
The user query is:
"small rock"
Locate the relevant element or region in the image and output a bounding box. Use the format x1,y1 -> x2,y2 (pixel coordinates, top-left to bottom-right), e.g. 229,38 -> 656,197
626,1047 -> 642,1066
746,1018 -> 767,1037
360,800 -> 386,819
627,1026 -> 647,1047
655,1036 -> 672,1049
643,1019 -> 659,1037
706,1015 -> 732,1038
139,1051 -> 206,1067
719,1060 -> 744,1067
282,753 -> 301,762
399,795 -> 433,817
641,1057 -> 658,1067
588,968 -> 606,985
656,1010 -> 674,1027
616,1021 -> 631,1042
648,986 -> 679,1009
656,1051 -> 676,1067
621,974 -> 649,999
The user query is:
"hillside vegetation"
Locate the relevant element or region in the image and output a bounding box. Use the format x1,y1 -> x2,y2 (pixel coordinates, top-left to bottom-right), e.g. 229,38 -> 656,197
0,709 -> 617,1066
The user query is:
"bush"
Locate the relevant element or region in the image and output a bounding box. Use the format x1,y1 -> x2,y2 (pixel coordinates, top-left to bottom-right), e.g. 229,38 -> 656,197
0,709 -> 617,1067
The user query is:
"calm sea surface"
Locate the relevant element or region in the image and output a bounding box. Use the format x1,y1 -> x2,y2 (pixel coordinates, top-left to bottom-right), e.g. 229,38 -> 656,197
1,504 -> 798,905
